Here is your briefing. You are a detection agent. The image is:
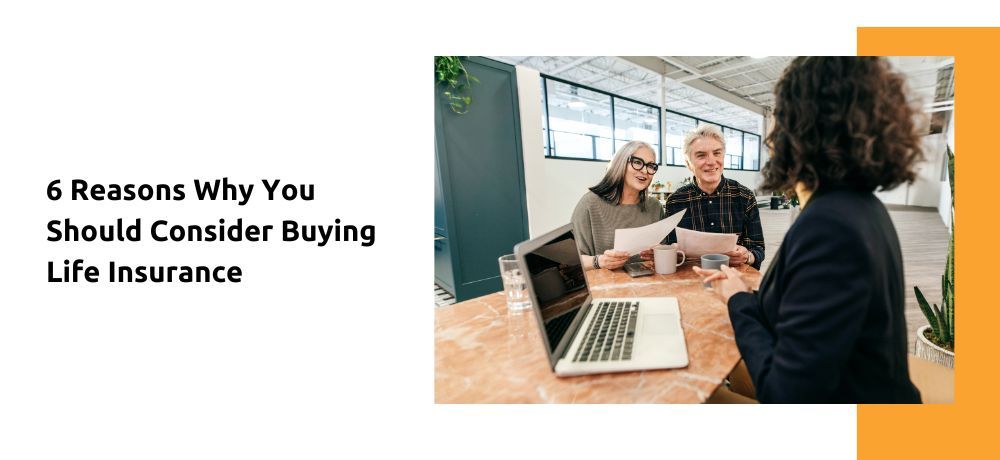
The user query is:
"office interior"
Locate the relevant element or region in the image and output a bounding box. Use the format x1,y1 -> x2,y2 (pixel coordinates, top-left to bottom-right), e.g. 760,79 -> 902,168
434,56 -> 955,401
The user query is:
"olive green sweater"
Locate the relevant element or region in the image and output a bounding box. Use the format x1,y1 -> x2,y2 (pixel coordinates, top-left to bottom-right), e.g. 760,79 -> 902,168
570,191 -> 664,257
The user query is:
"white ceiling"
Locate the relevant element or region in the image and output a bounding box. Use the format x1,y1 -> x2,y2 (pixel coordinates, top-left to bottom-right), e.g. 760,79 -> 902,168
491,56 -> 954,136
493,56 -> 790,133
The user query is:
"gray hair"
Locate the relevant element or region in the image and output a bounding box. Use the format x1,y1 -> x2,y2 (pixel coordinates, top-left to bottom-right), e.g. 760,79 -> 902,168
683,124 -> 726,157
589,140 -> 655,208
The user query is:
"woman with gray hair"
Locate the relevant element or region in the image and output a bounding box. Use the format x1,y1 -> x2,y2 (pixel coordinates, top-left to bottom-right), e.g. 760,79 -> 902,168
571,140 -> 663,271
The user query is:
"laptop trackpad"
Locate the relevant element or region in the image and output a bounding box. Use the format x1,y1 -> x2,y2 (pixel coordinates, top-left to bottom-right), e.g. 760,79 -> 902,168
642,314 -> 680,335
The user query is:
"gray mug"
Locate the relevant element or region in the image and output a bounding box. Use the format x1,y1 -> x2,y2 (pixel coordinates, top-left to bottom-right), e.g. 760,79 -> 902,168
701,253 -> 730,270
700,254 -> 730,288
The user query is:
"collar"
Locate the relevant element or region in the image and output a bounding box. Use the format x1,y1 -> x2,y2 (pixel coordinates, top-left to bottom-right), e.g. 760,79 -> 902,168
802,184 -> 848,210
693,176 -> 727,196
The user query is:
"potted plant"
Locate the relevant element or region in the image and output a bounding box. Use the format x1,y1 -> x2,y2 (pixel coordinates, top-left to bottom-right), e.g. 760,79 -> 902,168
652,181 -> 664,192
913,146 -> 954,368
914,234 -> 954,367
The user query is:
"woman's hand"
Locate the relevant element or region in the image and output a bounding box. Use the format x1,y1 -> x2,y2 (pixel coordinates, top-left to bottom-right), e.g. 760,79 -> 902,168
600,250 -> 630,270
693,265 -> 752,303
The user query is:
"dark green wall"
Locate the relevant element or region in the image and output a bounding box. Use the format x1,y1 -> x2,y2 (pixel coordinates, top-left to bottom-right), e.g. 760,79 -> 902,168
434,57 -> 528,301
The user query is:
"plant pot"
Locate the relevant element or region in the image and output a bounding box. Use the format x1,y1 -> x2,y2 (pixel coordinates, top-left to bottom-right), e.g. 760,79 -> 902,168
770,197 -> 781,209
914,325 -> 954,368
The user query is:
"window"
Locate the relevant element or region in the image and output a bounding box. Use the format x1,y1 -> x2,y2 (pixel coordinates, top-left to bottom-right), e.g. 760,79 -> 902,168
541,80 -> 550,156
723,127 -> 744,169
698,120 -> 722,131
743,134 -> 761,170
543,79 -> 614,160
540,75 -> 763,171
613,97 -> 661,161
664,111 -> 697,166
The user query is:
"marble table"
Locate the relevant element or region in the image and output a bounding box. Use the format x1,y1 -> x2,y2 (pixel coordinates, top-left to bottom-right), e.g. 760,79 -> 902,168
435,260 -> 762,403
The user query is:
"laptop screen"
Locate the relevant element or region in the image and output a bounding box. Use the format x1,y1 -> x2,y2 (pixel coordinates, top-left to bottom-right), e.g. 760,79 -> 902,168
521,229 -> 590,355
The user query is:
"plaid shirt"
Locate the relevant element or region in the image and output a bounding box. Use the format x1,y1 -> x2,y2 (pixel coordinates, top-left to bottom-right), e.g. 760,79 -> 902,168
664,177 -> 765,269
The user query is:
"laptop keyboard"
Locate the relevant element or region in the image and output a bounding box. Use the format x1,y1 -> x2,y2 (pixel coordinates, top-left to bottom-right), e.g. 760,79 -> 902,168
573,301 -> 638,362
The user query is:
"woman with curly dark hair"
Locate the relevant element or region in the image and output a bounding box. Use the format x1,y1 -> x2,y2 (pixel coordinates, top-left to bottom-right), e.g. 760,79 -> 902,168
697,57 -> 924,403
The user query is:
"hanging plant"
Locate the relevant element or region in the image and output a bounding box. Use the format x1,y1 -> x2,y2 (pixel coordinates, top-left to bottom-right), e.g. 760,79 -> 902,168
435,56 -> 479,114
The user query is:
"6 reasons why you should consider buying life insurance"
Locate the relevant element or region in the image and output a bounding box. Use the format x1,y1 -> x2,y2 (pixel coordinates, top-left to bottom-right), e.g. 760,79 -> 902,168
45,178 -> 376,284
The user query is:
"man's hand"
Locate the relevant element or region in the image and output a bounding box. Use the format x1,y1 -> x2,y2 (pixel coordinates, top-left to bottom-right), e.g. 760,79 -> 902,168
599,250 -> 630,270
724,245 -> 751,266
640,248 -> 654,261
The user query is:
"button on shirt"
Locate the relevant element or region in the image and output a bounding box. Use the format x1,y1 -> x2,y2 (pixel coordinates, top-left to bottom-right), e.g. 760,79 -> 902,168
664,177 -> 765,269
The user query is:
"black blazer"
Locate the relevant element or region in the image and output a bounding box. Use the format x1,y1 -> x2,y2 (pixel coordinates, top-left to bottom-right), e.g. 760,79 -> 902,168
728,189 -> 921,403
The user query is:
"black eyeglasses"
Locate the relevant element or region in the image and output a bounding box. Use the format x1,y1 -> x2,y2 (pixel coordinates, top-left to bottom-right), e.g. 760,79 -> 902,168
628,156 -> 658,174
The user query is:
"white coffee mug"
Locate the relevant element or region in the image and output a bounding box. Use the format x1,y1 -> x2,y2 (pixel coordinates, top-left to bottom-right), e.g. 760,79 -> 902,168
653,244 -> 686,274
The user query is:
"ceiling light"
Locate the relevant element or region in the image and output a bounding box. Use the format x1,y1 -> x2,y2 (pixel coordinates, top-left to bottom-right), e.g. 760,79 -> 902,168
643,118 -> 658,124
568,101 -> 587,110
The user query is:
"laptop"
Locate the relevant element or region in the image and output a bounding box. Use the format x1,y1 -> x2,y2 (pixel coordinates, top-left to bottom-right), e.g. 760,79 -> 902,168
514,223 -> 688,377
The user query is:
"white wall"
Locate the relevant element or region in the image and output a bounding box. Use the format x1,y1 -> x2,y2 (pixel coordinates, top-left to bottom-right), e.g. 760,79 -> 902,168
515,65 -> 549,237
947,111 -> 955,150
938,113 -> 954,229
873,181 -> 908,205
911,133 -> 947,207
515,65 -> 763,238
874,133 -> 947,207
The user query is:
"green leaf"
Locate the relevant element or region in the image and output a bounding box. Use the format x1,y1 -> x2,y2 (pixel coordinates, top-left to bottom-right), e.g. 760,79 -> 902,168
948,291 -> 955,342
940,312 -> 952,346
932,304 -> 946,341
435,56 -> 476,115
914,286 -> 937,328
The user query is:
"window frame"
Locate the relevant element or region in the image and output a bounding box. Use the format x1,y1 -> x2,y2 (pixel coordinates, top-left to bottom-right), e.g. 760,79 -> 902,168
541,74 -> 763,172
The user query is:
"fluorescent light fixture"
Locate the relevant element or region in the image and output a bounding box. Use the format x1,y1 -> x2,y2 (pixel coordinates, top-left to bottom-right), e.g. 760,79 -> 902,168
568,101 -> 587,110
643,118 -> 657,124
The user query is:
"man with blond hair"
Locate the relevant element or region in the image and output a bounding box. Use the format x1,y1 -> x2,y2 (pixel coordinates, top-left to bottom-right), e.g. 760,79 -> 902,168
664,125 -> 764,269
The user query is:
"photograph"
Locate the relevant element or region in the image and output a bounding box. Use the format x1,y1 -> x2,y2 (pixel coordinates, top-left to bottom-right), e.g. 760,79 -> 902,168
435,55 -> 955,404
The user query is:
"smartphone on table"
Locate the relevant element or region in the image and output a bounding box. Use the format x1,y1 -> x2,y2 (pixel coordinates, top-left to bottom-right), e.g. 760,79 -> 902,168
624,261 -> 653,277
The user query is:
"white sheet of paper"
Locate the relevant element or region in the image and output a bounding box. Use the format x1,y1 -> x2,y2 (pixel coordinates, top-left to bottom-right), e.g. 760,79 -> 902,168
612,209 -> 687,256
676,227 -> 739,258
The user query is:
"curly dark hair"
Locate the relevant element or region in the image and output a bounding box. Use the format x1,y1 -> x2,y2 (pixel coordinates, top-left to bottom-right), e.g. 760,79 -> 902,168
761,57 -> 924,194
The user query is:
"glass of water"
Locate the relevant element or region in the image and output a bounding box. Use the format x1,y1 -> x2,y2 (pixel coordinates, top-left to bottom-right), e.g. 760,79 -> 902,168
498,254 -> 531,311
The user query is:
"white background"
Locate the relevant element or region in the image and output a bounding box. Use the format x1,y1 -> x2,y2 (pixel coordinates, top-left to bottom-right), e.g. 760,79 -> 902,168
1,1 -> 979,459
